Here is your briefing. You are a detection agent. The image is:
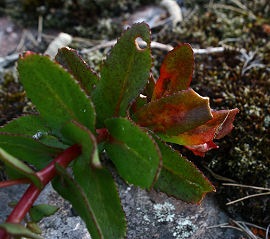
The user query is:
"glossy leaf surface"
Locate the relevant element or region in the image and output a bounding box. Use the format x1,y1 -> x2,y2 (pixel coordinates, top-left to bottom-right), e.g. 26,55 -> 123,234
17,53 -> 95,134
92,23 -> 152,126
56,47 -> 99,95
134,89 -> 212,136
0,148 -> 42,188
153,137 -> 214,204
53,162 -> 126,239
0,133 -> 61,170
29,204 -> 59,222
105,118 -> 161,189
0,223 -> 44,239
61,120 -> 101,167
161,108 -> 239,145
152,44 -> 194,100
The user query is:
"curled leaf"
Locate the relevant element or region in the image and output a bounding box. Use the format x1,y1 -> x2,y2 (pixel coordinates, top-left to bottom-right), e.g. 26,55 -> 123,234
161,108 -> 239,146
134,89 -> 212,136
152,43 -> 194,100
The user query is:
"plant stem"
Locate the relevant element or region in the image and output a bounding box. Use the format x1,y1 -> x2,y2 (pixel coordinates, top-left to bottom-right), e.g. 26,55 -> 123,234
0,179 -> 31,188
96,128 -> 109,143
0,144 -> 81,239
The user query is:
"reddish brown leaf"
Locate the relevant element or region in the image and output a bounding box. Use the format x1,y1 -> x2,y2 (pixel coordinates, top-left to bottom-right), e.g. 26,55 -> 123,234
160,108 -> 239,146
152,44 -> 194,100
185,141 -> 218,157
134,89 -> 212,136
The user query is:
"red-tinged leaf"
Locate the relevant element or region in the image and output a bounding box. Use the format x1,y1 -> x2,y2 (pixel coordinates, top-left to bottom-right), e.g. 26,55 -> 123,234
17,53 -> 96,135
215,108 -> 239,139
160,108 -> 239,145
92,23 -> 152,126
0,133 -> 61,170
153,136 -> 215,204
185,141 -> 218,157
0,148 -> 43,189
55,47 -> 99,95
152,44 -> 194,100
134,89 -> 212,136
0,114 -> 67,149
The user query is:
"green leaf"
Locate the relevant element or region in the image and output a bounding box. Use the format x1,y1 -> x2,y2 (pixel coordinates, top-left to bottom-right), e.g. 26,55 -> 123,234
134,89 -> 213,136
55,47 -> 99,95
0,114 -> 49,135
61,120 -> 101,167
53,163 -> 126,239
92,23 -> 152,126
105,118 -> 161,189
153,137 -> 214,204
0,133 -> 61,170
27,222 -> 42,234
17,52 -> 96,134
0,148 -> 42,189
152,44 -> 194,100
0,223 -> 44,239
29,204 -> 59,222
0,114 -> 67,149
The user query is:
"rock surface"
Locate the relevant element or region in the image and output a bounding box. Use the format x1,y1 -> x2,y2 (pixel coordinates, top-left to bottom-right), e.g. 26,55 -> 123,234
0,176 -> 245,239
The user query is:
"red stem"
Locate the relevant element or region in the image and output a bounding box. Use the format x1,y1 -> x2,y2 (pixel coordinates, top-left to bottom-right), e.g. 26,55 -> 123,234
96,128 -> 109,143
0,179 -> 31,189
0,144 -> 81,239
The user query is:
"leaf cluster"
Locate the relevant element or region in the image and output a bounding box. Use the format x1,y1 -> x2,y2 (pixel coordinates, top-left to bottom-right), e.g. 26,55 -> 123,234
0,23 -> 238,239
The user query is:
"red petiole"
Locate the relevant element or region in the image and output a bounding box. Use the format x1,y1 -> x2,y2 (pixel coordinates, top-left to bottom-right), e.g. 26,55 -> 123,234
0,144 -> 82,239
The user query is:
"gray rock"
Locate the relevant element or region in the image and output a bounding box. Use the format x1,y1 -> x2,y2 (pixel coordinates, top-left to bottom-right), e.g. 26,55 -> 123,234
0,176 -> 244,239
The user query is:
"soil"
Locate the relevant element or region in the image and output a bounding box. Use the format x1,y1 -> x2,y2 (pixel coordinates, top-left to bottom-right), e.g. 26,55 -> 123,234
0,0 -> 269,236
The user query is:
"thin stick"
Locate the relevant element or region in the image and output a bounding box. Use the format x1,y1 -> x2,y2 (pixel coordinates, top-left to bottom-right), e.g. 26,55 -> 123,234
0,178 -> 30,188
231,219 -> 257,239
81,40 -> 228,55
266,224 -> 270,239
223,183 -> 270,191
213,3 -> 256,19
226,191 -> 270,205
37,15 -> 43,43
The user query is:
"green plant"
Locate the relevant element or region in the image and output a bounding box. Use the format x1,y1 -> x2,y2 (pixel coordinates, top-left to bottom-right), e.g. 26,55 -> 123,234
0,23 -> 238,239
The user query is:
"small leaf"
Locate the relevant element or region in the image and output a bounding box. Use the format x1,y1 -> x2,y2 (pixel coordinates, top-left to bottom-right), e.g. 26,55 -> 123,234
27,222 -> 42,234
0,148 -> 42,189
55,47 -> 99,95
153,137 -> 215,204
17,52 -> 96,134
29,204 -> 59,222
53,163 -> 126,239
134,89 -> 212,136
0,133 -> 61,170
0,223 -> 44,239
61,120 -> 101,167
143,74 -> 156,103
152,44 -> 194,100
105,118 -> 161,189
92,23 -> 152,126
160,108 -> 239,145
